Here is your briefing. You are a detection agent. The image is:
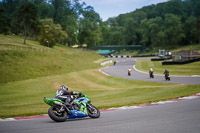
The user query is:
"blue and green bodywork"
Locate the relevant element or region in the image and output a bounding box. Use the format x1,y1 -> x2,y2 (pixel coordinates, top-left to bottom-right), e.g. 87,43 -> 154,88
44,95 -> 91,119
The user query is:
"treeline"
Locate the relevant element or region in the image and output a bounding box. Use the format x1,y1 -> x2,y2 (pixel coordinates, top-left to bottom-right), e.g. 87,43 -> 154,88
0,0 -> 200,50
103,0 -> 200,50
0,0 -> 102,47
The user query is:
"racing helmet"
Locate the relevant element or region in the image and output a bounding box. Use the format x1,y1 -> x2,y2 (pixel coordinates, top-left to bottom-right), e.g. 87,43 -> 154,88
60,85 -> 68,90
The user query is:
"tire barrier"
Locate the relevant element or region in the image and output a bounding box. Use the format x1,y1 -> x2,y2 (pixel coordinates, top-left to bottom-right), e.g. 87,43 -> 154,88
151,56 -> 172,61
108,55 -> 133,58
162,58 -> 200,65
100,60 -> 113,66
105,54 -> 156,58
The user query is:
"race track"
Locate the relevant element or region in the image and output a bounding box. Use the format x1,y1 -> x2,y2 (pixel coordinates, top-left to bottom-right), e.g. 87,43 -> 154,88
0,98 -> 200,133
1,58 -> 200,133
100,58 -> 200,85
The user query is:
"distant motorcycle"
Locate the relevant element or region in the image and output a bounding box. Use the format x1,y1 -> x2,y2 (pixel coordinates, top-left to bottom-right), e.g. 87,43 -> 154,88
165,73 -> 170,81
149,71 -> 154,78
128,69 -> 131,76
44,94 -> 100,122
114,61 -> 116,66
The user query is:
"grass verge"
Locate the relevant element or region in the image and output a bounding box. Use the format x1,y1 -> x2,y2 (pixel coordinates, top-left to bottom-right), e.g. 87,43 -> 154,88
0,35 -> 103,84
0,69 -> 200,118
0,35 -> 200,118
135,58 -> 200,76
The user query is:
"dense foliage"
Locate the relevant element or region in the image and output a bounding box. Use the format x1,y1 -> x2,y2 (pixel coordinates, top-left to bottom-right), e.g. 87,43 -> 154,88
0,0 -> 200,49
104,0 -> 200,50
0,0 -> 101,47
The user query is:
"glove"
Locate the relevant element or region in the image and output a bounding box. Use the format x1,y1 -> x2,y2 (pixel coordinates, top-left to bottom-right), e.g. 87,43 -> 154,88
78,92 -> 82,97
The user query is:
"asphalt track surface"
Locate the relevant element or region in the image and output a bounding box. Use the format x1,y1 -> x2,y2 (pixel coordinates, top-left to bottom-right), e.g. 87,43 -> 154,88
101,58 -> 200,85
0,98 -> 200,133
1,58 -> 200,133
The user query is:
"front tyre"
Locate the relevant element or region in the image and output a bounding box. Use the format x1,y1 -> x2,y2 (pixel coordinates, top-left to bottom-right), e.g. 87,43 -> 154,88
87,104 -> 100,118
48,106 -> 68,122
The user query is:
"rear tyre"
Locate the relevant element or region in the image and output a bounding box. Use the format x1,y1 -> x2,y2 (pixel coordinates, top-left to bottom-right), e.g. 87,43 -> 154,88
87,104 -> 100,118
48,106 -> 68,122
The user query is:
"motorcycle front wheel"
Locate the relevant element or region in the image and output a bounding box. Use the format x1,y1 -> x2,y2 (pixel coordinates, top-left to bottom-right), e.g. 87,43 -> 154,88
48,106 -> 68,122
87,104 -> 100,118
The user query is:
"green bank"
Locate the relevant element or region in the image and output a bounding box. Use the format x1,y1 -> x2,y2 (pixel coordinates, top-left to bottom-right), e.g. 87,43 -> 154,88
0,35 -> 200,118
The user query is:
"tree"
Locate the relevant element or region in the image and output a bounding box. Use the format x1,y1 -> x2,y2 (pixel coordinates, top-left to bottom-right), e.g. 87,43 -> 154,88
140,17 -> 164,48
163,14 -> 185,48
189,0 -> 200,17
39,19 -> 68,47
50,0 -> 84,46
100,22 -> 111,45
0,8 -> 10,34
183,16 -> 198,44
123,18 -> 137,45
78,6 -> 101,47
17,2 -> 38,44
37,2 -> 54,19
197,19 -> 200,44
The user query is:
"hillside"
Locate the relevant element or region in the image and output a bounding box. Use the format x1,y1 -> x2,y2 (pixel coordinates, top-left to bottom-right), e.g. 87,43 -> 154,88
0,35 -> 200,118
0,35 -> 104,84
170,44 -> 200,53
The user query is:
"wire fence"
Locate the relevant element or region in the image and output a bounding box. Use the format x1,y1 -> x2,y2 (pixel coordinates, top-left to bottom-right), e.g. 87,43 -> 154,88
0,43 -> 51,53
0,43 -> 94,56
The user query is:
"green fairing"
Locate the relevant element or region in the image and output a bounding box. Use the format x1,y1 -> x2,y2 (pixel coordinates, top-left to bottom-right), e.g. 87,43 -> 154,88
83,95 -> 91,103
75,101 -> 88,115
44,95 -> 90,115
73,95 -> 91,115
44,97 -> 64,106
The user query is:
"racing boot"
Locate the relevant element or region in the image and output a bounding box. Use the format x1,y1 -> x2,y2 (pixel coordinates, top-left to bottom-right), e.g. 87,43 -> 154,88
62,104 -> 72,115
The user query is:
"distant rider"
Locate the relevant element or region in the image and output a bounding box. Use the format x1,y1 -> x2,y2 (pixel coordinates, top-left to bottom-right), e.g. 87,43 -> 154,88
149,68 -> 154,78
163,69 -> 169,78
128,68 -> 131,76
114,61 -> 116,66
55,85 -> 82,112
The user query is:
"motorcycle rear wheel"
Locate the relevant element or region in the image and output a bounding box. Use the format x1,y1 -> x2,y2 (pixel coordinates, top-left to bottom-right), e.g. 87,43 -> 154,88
87,104 -> 100,118
48,106 -> 68,122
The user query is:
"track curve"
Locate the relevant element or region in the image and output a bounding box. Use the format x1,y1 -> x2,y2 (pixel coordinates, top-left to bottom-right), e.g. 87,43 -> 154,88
0,98 -> 200,133
100,58 -> 200,85
1,58 -> 200,133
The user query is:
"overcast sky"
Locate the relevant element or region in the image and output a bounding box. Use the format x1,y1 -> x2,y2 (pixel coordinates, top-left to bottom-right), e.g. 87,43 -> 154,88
81,0 -> 170,21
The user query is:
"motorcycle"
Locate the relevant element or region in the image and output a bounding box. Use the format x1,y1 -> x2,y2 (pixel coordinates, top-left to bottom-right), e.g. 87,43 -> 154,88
44,94 -> 100,122
128,71 -> 131,76
165,73 -> 170,81
149,71 -> 154,78
114,61 -> 116,66
128,69 -> 131,76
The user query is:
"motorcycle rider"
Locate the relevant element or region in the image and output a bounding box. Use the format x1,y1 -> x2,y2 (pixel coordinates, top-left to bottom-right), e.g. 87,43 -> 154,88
163,69 -> 169,80
114,60 -> 116,66
149,68 -> 154,78
55,85 -> 82,113
128,68 -> 131,76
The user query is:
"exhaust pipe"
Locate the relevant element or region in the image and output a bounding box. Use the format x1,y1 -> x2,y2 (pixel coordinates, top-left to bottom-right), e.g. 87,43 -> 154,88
53,101 -> 64,106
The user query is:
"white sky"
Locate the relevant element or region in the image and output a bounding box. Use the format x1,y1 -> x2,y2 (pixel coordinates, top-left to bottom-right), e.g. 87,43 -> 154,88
82,0 -> 170,21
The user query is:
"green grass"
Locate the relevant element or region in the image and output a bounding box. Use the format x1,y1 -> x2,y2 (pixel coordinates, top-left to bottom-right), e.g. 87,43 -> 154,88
0,35 -> 103,84
0,34 -> 200,118
141,44 -> 200,55
0,69 -> 200,118
135,58 -> 200,75
170,44 -> 200,53
135,43 -> 200,75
